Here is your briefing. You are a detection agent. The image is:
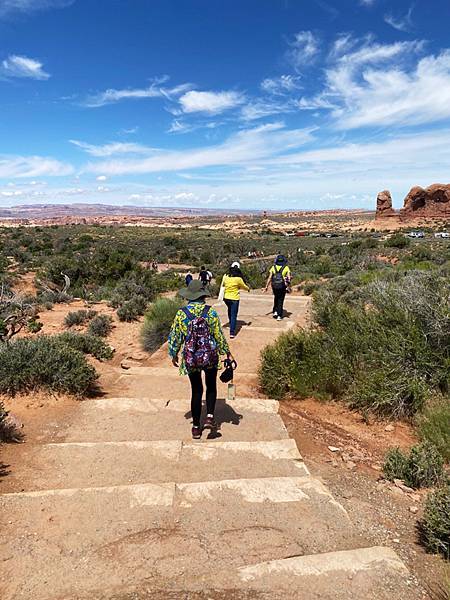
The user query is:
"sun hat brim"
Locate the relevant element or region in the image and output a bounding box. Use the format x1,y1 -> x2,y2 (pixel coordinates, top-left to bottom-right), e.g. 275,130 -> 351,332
179,286 -> 211,301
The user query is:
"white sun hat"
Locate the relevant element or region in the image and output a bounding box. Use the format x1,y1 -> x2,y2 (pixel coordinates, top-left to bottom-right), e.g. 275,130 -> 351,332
231,261 -> 240,268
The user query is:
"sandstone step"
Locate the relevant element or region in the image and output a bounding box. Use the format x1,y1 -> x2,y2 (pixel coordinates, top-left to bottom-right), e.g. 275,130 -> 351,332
40,397 -> 289,443
234,546 -> 417,600
4,439 -> 309,491
0,476 -> 360,600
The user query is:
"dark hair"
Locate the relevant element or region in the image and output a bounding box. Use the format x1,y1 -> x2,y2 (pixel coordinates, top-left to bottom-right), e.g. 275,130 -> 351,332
229,265 -> 243,277
201,266 -> 206,270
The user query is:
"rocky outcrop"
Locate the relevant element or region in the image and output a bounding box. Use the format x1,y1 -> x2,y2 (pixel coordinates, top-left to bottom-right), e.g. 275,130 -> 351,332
375,184 -> 450,220
376,190 -> 395,218
400,184 -> 450,219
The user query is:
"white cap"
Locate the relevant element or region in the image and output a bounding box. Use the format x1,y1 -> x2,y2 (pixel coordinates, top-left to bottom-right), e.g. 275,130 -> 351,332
231,261 -> 240,268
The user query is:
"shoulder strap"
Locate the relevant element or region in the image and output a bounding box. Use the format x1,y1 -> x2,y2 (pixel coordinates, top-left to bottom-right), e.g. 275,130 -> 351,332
182,306 -> 194,321
201,305 -> 211,319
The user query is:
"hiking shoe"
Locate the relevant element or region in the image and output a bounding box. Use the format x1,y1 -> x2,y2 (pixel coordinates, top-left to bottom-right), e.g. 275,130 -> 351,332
277,316 -> 282,321
273,312 -> 278,319
230,333 -> 236,339
192,426 -> 202,439
203,416 -> 217,430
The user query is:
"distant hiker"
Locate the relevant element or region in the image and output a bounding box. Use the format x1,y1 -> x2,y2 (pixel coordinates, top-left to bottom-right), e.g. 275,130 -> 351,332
199,266 -> 212,286
168,280 -> 233,439
185,271 -> 193,286
220,261 -> 250,339
264,254 -> 291,321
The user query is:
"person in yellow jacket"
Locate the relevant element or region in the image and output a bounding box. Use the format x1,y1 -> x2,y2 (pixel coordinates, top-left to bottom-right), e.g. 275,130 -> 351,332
220,262 -> 250,338
264,255 -> 291,320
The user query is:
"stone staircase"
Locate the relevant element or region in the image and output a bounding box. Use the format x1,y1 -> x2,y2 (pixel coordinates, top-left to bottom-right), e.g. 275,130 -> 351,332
0,294 -> 416,599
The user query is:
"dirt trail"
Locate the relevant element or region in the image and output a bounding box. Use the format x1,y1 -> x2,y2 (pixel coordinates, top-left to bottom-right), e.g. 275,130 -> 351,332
0,292 -> 422,599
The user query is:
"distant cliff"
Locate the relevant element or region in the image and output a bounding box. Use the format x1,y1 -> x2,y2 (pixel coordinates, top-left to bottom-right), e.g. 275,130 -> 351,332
376,184 -> 450,220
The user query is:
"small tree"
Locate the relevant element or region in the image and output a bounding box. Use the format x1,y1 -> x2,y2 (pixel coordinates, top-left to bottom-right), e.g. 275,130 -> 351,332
0,286 -> 42,343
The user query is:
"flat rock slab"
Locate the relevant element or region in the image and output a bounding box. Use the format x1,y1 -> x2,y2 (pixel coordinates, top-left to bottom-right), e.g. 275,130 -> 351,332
47,400 -> 289,444
3,439 -> 309,491
0,477 -> 359,600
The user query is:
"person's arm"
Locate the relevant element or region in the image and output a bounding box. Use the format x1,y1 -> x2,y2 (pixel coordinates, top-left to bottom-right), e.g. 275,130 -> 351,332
168,310 -> 185,367
238,277 -> 250,292
209,309 -> 234,360
264,271 -> 272,292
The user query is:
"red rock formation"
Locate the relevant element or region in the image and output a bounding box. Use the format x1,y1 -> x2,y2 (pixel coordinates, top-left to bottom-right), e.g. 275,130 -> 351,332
376,190 -> 396,218
400,184 -> 450,220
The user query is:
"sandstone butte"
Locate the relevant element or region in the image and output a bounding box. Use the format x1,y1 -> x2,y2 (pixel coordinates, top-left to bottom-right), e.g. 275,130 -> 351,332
376,183 -> 450,220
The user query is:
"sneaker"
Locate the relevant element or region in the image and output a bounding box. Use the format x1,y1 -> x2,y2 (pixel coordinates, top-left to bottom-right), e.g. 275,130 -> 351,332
273,312 -> 278,319
277,316 -> 282,321
191,426 -> 202,439
230,333 -> 236,339
203,416 -> 217,430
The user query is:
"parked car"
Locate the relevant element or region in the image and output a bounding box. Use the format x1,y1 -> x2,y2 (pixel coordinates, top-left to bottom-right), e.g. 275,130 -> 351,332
408,231 -> 425,238
434,232 -> 450,238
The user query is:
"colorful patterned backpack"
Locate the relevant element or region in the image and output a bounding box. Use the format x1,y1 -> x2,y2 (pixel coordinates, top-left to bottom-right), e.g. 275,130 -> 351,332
182,305 -> 218,371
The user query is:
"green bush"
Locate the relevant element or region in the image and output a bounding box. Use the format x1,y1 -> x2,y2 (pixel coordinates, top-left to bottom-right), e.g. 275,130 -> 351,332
383,442 -> 445,489
64,309 -> 97,328
385,233 -> 410,248
420,482 -> 450,559
259,270 -> 450,418
0,336 -> 98,396
87,314 -> 113,337
56,332 -> 113,360
117,295 -> 148,321
418,400 -> 450,462
141,297 -> 183,353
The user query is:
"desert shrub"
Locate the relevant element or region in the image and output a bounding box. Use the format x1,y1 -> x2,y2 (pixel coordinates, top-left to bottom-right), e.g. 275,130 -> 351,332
383,442 -> 445,488
0,336 -> 98,396
260,270 -> 450,418
56,332 -> 113,360
64,309 -> 97,328
87,314 -> 113,337
259,330 -> 307,399
141,297 -> 183,353
385,233 -> 410,248
418,400 -> 450,462
117,295 -> 148,321
420,482 -> 450,559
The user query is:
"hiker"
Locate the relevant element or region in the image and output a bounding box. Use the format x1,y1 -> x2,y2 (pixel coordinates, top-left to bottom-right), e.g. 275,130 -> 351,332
168,279 -> 234,439
198,266 -> 212,286
185,271 -> 193,286
220,261 -> 250,339
264,254 -> 291,321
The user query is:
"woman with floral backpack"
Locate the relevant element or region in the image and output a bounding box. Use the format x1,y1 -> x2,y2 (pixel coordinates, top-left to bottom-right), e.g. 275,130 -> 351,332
168,280 -> 234,439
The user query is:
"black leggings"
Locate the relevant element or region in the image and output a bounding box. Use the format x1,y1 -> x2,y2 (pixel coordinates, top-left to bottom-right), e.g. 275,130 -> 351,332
188,369 -> 218,427
273,288 -> 286,318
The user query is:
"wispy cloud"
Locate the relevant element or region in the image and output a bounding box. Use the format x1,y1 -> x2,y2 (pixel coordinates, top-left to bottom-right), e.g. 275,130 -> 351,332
69,140 -> 156,157
0,0 -> 74,18
384,5 -> 415,33
296,37 -> 450,129
84,123 -> 315,176
0,155 -> 73,178
359,0 -> 376,6
178,90 -> 245,115
83,77 -> 192,108
260,74 -> 302,95
286,31 -> 320,71
1,54 -> 50,79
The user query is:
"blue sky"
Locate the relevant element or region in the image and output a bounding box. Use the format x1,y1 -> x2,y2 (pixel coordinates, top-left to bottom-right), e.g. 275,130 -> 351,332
1,0 -> 450,211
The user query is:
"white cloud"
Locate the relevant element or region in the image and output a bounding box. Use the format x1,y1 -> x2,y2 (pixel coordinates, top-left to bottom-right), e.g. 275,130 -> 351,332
359,0 -> 376,6
384,5 -> 414,33
96,175 -> 107,181
83,78 -> 192,108
240,99 -> 296,121
85,122 -> 315,176
0,0 -> 74,18
70,140 -> 155,157
0,155 -> 73,178
260,74 -> 302,95
286,31 -> 320,71
297,38 -> 450,129
1,54 -> 50,79
178,90 -> 244,114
